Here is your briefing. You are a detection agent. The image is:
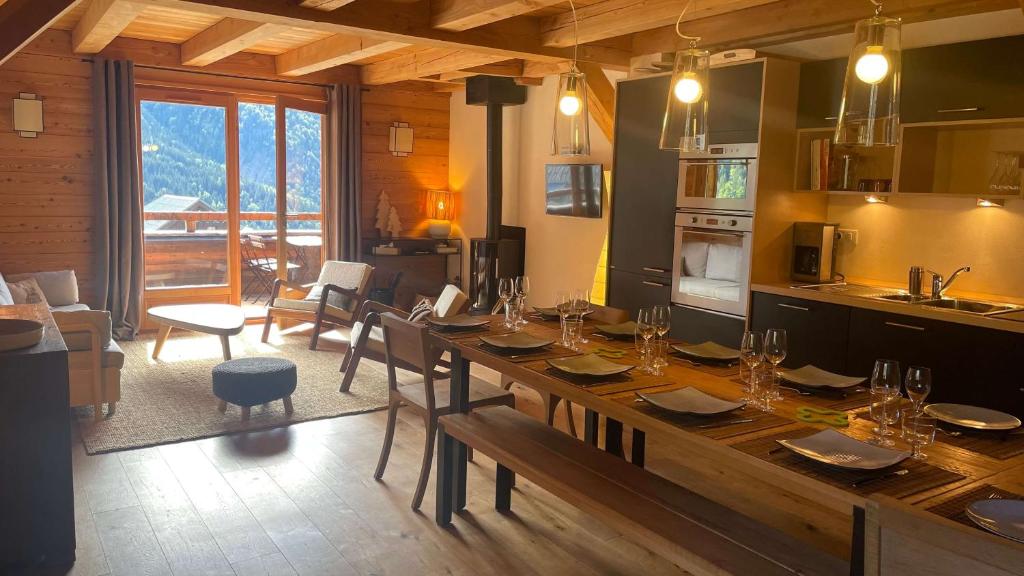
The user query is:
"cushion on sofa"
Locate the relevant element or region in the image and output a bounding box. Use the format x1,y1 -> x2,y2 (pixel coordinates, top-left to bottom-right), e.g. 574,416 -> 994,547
51,303 -> 91,313
705,243 -> 742,283
52,310 -> 113,352
7,270 -> 79,306
0,273 -> 13,305
7,277 -> 48,305
680,241 -> 711,278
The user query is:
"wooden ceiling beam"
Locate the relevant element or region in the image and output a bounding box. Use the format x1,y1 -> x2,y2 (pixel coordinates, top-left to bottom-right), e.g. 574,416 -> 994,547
276,34 -> 408,76
72,0 -> 144,53
361,48 -> 507,85
437,59 -> 524,80
128,0 -> 628,67
298,0 -> 358,10
632,0 -> 1018,55
541,0 -> 780,48
432,0 -> 564,31
522,59 -> 570,78
0,0 -> 81,65
181,18 -> 289,66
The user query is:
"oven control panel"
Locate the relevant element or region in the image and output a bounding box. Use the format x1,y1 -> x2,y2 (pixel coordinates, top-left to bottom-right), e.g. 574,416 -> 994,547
676,211 -> 753,232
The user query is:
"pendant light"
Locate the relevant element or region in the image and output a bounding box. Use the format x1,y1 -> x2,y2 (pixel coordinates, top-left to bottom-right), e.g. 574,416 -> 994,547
659,0 -> 710,152
551,0 -> 590,156
835,0 -> 902,146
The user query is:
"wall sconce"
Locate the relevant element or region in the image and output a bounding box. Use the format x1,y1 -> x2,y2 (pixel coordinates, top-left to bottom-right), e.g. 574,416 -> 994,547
12,93 -> 43,138
977,198 -> 1006,208
864,194 -> 889,204
389,122 -> 413,156
424,189 -> 455,239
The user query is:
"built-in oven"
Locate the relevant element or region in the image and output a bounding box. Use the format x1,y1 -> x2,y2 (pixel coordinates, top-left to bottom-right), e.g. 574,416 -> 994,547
671,210 -> 753,318
677,143 -> 758,213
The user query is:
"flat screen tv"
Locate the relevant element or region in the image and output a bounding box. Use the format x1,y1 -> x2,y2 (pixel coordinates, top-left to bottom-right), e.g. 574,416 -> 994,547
545,164 -> 603,218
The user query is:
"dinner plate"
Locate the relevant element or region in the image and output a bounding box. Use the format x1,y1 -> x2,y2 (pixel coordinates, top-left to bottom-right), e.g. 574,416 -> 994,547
924,403 -> 1022,431
671,341 -> 740,362
479,332 -> 554,350
546,354 -> 634,377
426,314 -> 489,329
779,365 -> 867,389
533,306 -> 594,319
965,499 -> 1024,544
637,387 -> 746,416
777,428 -> 910,470
594,321 -> 638,338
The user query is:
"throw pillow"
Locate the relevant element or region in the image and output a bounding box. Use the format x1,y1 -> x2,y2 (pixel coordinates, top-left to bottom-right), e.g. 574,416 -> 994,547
408,299 -> 434,322
8,277 -> 49,305
7,270 -> 79,306
304,285 -> 354,312
0,273 -> 13,305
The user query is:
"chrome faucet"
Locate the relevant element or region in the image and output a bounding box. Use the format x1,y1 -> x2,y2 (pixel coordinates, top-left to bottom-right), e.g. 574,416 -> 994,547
926,266 -> 971,299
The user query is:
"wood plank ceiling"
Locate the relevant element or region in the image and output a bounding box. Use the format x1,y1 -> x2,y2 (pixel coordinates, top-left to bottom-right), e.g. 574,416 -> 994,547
35,0 -> 1019,90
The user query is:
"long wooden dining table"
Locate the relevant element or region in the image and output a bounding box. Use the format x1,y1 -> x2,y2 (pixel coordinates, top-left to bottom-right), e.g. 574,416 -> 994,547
430,314 -> 1024,563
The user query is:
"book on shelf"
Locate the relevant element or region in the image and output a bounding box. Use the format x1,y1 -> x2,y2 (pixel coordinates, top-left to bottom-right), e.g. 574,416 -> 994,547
809,138 -> 831,191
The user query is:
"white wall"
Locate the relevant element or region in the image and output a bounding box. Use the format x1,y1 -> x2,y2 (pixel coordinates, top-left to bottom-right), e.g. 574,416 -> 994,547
449,73 -> 622,307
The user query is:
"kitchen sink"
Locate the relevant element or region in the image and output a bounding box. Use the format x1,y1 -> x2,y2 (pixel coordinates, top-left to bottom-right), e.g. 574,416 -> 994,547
874,293 -> 935,304
921,299 -> 1022,316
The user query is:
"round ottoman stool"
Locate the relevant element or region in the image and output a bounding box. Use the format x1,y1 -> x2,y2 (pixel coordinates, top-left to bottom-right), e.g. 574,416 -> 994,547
212,357 -> 296,421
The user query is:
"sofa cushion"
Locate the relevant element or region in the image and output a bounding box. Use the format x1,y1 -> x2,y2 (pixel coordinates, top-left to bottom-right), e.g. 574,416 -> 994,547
273,297 -> 354,322
0,273 -> 13,305
51,303 -> 91,313
8,270 -> 79,306
52,310 -> 113,352
8,277 -> 48,305
101,340 -> 125,369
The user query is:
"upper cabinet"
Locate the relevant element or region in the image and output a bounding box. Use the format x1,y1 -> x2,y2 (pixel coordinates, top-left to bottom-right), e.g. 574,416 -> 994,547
796,58 -> 846,130
901,36 -> 1024,124
708,61 -> 764,144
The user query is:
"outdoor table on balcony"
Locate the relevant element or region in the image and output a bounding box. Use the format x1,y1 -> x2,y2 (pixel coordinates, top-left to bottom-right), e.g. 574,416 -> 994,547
429,315 -> 1024,565
148,304 -> 246,361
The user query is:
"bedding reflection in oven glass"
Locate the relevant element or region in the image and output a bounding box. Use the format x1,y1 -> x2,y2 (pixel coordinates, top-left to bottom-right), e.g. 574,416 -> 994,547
678,229 -> 743,304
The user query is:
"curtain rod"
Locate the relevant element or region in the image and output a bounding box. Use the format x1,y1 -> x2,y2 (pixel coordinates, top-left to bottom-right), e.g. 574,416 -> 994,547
78,57 -> 339,89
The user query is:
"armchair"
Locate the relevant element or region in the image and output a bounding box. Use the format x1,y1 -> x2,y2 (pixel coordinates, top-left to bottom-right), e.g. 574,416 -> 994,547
260,261 -> 374,350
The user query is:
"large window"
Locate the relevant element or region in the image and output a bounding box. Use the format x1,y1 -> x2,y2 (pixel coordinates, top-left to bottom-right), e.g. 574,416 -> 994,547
138,86 -> 326,304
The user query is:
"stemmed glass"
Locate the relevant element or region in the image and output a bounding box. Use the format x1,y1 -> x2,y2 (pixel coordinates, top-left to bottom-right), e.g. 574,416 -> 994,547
574,288 -> 592,344
651,305 -> 671,375
634,321 -> 648,373
498,278 -> 515,329
764,328 -> 787,405
516,276 -> 531,325
739,331 -> 764,403
904,366 -> 931,414
869,359 -> 902,447
903,413 -> 936,460
555,290 -> 572,347
637,309 -> 656,374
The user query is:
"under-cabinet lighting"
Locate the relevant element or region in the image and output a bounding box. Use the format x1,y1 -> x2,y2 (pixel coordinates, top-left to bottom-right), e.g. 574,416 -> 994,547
977,198 -> 1006,208
864,194 -> 889,204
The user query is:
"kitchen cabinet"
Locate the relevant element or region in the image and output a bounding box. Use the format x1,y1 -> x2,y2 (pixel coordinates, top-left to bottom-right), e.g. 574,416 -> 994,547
796,58 -> 846,129
902,36 -> 1024,124
608,75 -> 679,278
749,291 -> 851,374
671,304 -> 745,348
708,61 -> 764,144
607,269 -> 670,319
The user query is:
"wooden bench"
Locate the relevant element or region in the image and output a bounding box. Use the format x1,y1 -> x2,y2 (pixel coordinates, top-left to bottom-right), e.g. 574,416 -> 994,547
438,406 -> 849,576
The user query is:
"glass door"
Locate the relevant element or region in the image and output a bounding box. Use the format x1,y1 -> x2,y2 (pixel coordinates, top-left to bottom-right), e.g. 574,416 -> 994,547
238,99 -> 279,305
277,97 -> 327,286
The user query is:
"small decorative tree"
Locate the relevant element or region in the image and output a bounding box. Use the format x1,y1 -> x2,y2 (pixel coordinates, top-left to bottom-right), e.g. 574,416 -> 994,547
387,206 -> 403,238
375,191 -> 391,234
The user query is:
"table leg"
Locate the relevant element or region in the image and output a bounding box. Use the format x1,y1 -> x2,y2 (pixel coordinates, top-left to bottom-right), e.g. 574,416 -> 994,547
605,418 -> 624,457
220,334 -> 232,360
583,409 -> 599,447
152,324 -> 172,360
632,430 -> 646,468
436,348 -> 470,525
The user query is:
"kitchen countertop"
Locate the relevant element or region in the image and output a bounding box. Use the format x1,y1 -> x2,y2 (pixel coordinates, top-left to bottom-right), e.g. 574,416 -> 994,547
751,282 -> 1024,335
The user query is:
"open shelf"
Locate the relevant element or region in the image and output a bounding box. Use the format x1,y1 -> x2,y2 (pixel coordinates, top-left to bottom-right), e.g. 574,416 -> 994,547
793,128 -> 896,194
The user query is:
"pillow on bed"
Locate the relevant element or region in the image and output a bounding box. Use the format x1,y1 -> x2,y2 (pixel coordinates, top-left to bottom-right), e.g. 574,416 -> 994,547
0,273 -> 13,305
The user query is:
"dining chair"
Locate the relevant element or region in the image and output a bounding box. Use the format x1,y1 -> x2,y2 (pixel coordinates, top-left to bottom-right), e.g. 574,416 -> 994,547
501,303 -> 630,437
375,312 -> 514,510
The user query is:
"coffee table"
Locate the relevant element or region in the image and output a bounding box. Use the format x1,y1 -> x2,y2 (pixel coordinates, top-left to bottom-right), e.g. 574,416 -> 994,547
148,304 -> 246,361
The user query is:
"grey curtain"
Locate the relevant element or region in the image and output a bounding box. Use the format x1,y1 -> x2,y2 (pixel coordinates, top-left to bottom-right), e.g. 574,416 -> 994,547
93,58 -> 143,340
326,83 -> 362,262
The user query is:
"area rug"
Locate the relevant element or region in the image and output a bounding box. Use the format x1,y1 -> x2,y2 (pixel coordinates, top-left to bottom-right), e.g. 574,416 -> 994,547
74,326 -> 389,454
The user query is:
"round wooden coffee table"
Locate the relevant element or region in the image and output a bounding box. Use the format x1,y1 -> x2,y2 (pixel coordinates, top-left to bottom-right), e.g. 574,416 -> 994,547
148,304 -> 246,361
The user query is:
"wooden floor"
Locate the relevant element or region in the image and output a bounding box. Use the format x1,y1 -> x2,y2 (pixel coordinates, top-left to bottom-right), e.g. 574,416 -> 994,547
65,330 -> 686,576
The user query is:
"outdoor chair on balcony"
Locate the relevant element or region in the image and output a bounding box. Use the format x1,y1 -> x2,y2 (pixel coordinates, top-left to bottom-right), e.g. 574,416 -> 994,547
242,234 -> 300,303
261,260 -> 375,350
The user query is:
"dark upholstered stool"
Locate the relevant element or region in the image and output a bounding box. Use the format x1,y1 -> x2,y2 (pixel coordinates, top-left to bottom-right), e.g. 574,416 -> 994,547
212,357 -> 296,421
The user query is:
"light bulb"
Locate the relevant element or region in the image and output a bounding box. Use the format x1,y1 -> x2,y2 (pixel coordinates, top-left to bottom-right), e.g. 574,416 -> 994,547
855,45 -> 889,84
673,73 -> 703,104
558,92 -> 581,116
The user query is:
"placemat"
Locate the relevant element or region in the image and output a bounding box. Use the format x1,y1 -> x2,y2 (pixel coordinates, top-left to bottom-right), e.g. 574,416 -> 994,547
541,366 -> 635,388
926,484 -> 1023,529
624,396 -> 792,440
936,429 -> 1024,460
738,378 -> 872,412
733,427 -> 966,498
465,340 -> 582,363
672,355 -> 741,377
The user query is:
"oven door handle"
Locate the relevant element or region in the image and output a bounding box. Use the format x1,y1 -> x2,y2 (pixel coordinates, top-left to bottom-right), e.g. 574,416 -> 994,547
680,227 -> 749,238
680,158 -> 753,166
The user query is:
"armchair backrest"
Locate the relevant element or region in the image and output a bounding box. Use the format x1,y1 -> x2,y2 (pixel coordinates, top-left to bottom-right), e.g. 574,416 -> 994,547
432,284 -> 469,318
317,261 -> 373,294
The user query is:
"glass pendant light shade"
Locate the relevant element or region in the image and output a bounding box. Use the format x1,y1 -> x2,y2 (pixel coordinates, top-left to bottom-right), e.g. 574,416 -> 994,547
659,48 -> 710,151
835,15 -> 901,146
552,70 -> 591,156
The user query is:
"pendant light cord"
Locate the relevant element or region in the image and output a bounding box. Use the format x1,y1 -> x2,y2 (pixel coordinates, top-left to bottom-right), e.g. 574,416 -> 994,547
567,0 -> 579,71
674,0 -> 701,46
869,0 -> 883,15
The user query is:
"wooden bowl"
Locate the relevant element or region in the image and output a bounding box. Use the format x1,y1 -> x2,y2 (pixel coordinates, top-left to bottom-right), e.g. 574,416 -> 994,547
0,318 -> 44,352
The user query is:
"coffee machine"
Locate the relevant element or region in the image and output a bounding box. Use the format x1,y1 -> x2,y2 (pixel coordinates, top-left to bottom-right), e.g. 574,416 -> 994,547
791,222 -> 840,283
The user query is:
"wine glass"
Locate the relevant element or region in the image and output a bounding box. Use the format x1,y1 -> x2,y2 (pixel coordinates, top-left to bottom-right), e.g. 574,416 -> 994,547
637,309 -> 656,374
869,359 -> 901,447
739,331 -> 764,403
904,366 -> 931,414
764,328 -> 787,405
498,278 -> 514,328
634,321 -> 648,372
515,276 -> 531,325
555,290 -> 572,346
651,305 -> 671,372
902,413 -> 936,460
573,288 -> 592,344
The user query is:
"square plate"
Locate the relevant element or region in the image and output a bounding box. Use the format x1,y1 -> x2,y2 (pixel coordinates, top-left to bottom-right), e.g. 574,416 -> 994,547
671,341 -> 740,362
966,499 -> 1024,544
479,332 -> 554,350
924,404 -> 1022,431
777,428 -> 910,470
546,354 -> 634,377
637,387 -> 746,416
426,314 -> 489,329
595,321 -> 637,337
779,365 -> 867,389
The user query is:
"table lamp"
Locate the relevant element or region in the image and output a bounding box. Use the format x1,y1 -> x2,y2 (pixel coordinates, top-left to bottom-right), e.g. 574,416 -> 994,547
425,189 -> 455,239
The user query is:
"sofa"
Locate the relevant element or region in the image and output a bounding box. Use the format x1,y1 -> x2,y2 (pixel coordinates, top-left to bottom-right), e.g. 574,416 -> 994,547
0,270 -> 122,419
